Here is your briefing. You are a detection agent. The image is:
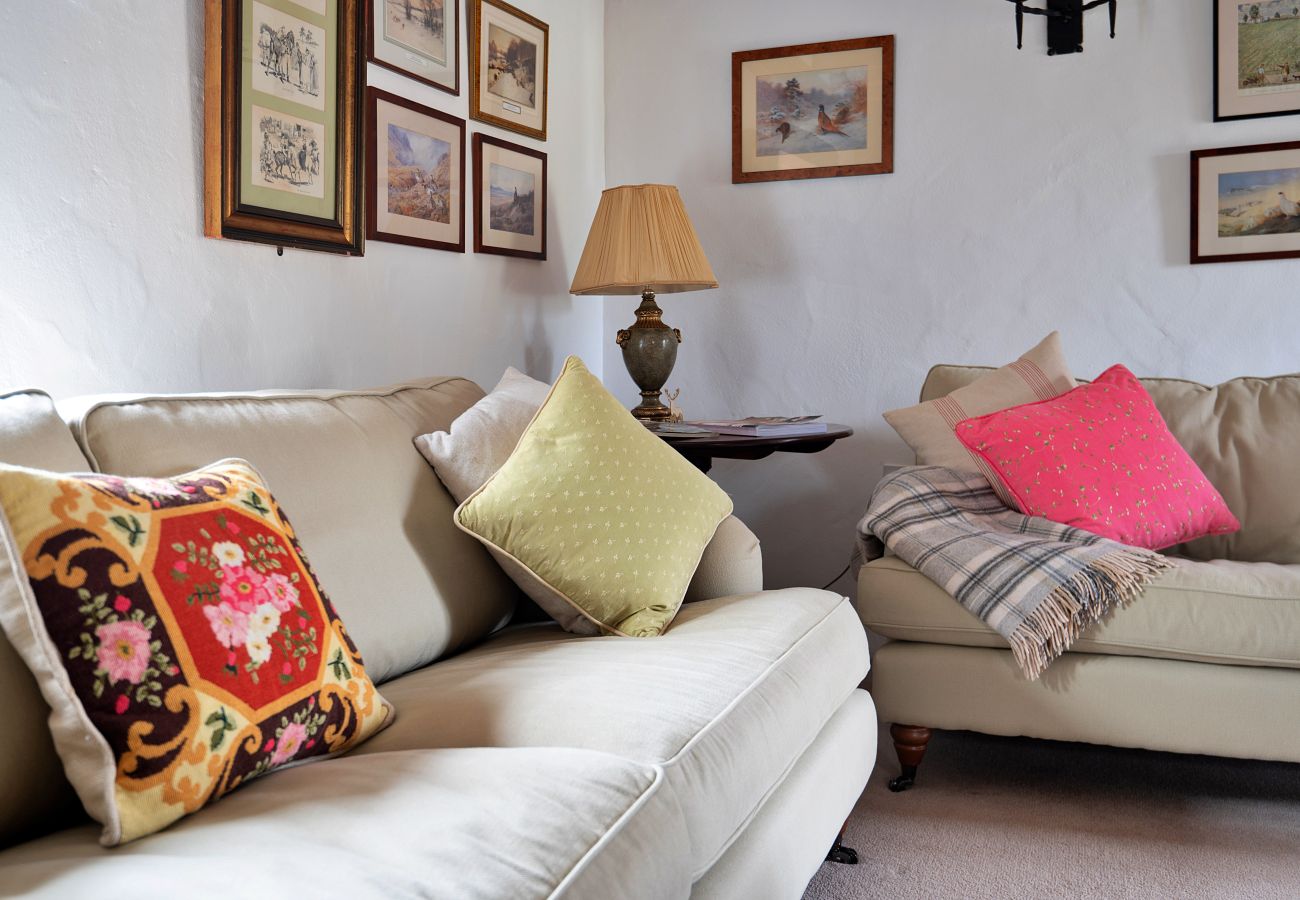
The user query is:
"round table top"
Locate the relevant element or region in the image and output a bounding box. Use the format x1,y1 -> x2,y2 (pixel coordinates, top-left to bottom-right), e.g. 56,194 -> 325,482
656,424 -> 854,451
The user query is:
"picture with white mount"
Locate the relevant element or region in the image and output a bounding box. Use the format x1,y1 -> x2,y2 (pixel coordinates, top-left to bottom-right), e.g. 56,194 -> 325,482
755,66 -> 868,157
1218,166 -> 1300,235
489,163 -> 535,235
252,1 -> 325,111
487,24 -> 537,109
1236,1 -> 1300,93
383,0 -> 446,65
387,124 -> 451,224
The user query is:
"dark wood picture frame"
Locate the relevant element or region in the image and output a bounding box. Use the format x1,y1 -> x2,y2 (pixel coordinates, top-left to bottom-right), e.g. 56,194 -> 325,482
366,0 -> 459,96
732,35 -> 894,184
203,0 -> 365,255
1214,0 -> 1300,123
468,0 -> 549,141
366,88 -> 466,252
472,132 -> 546,260
1191,140 -> 1300,264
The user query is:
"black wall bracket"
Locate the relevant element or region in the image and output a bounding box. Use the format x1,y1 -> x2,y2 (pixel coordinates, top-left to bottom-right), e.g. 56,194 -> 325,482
1006,0 -> 1117,55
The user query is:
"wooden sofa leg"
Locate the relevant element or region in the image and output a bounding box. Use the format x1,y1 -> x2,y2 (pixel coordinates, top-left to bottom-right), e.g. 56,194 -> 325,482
825,818 -> 859,865
888,724 -> 932,793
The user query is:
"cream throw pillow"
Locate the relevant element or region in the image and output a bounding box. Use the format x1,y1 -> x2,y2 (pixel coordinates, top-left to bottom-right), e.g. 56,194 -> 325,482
455,356 -> 733,637
883,332 -> 1076,503
414,367 -> 551,504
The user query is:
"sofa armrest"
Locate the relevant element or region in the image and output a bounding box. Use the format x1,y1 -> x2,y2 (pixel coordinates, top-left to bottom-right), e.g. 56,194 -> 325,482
685,515 -> 763,603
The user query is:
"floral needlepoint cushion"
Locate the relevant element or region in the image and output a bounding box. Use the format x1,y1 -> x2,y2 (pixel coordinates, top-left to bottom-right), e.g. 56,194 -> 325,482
955,365 -> 1241,550
0,459 -> 393,845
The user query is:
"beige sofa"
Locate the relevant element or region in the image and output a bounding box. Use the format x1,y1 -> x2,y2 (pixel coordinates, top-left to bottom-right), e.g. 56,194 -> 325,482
0,379 -> 874,898
860,365 -> 1300,790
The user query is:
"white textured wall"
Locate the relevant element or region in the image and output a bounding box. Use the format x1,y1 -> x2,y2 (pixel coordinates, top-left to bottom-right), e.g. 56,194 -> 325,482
604,0 -> 1300,592
0,0 -> 604,397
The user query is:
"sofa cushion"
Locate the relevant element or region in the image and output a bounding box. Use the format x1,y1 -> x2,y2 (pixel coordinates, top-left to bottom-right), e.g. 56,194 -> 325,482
62,379 -> 522,683
0,459 -> 394,845
354,588 -> 870,878
858,555 -> 1300,668
0,390 -> 91,847
921,366 -> 1300,564
0,747 -> 691,900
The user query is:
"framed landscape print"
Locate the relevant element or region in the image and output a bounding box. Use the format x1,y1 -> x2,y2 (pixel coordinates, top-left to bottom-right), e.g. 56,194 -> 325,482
1191,141 -> 1300,263
367,0 -> 458,95
367,88 -> 465,252
204,0 -> 364,255
1215,1 -> 1300,121
732,36 -> 894,184
472,133 -> 545,259
469,0 -> 548,140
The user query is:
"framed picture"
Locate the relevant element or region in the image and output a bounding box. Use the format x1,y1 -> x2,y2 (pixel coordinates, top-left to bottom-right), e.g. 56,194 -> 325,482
732,36 -> 894,184
472,133 -> 546,259
469,0 -> 548,140
1191,140 -> 1300,263
204,0 -> 365,255
366,88 -> 465,252
1215,1 -> 1300,121
366,0 -> 458,95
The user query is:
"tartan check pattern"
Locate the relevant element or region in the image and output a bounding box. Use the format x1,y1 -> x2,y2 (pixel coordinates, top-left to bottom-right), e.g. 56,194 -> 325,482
855,466 -> 1173,679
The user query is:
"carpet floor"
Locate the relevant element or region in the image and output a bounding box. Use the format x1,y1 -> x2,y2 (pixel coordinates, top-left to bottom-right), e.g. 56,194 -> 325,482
802,724 -> 1300,899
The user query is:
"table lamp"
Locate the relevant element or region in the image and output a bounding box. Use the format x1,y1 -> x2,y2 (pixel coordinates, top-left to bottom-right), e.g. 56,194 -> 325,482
569,184 -> 718,421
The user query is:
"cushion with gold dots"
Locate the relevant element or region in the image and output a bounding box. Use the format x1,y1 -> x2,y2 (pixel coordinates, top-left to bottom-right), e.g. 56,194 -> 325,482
455,356 -> 734,636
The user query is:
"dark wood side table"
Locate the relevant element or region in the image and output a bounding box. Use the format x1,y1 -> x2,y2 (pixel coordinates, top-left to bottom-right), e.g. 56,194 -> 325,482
657,425 -> 853,473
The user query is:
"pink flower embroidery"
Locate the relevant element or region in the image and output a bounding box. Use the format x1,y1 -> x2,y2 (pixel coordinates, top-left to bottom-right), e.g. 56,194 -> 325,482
95,620 -> 151,685
115,695 -> 130,715
204,602 -> 250,649
263,573 -> 300,612
113,595 -> 131,614
271,721 -> 309,766
173,560 -> 188,574
219,564 -> 269,613
227,521 -> 241,536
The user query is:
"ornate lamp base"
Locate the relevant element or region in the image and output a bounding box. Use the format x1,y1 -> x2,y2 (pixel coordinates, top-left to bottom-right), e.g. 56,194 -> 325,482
616,290 -> 682,421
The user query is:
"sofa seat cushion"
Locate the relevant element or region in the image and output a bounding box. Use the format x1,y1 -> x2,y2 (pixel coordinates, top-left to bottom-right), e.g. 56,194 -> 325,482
359,589 -> 870,878
0,747 -> 690,900
859,555 -> 1300,668
62,379 -> 523,683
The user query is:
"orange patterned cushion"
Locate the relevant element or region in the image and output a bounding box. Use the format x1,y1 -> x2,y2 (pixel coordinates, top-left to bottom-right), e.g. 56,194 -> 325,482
0,459 -> 393,845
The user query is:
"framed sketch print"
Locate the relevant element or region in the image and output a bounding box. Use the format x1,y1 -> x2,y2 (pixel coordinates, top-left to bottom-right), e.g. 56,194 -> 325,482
367,88 -> 465,252
1215,1 -> 1300,121
367,0 -> 458,95
469,0 -> 548,140
204,0 -> 364,255
1191,141 -> 1300,263
473,133 -> 546,259
732,36 -> 894,184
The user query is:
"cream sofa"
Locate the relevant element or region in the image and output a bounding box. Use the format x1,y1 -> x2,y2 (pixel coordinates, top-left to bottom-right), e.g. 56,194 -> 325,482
0,379 -> 874,898
859,364 -> 1300,790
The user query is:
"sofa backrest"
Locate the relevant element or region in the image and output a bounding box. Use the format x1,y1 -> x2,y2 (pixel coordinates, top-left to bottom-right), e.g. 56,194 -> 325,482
918,366 -> 1300,564
62,378 -> 522,685
0,390 -> 88,847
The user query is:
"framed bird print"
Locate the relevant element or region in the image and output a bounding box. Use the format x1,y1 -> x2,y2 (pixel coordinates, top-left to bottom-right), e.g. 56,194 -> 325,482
469,0 -> 548,140
367,0 -> 459,95
366,88 -> 465,252
1191,140 -> 1300,264
1214,1 -> 1300,122
732,36 -> 894,184
472,133 -> 546,259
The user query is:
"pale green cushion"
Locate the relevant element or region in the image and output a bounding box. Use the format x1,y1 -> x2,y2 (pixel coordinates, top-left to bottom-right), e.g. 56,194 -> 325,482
455,356 -> 733,637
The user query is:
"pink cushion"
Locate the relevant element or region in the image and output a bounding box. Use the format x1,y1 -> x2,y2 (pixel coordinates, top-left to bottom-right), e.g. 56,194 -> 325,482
956,364 -> 1240,549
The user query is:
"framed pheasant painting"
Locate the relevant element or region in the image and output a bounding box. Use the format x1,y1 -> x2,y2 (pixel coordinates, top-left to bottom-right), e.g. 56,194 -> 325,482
1192,140 -> 1300,264
732,36 -> 894,184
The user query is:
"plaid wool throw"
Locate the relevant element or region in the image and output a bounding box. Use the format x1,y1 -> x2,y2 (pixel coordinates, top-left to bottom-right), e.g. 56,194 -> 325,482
855,466 -> 1173,680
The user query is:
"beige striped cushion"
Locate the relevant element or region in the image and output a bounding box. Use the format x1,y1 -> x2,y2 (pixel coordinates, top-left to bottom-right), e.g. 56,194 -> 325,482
883,332 -> 1076,505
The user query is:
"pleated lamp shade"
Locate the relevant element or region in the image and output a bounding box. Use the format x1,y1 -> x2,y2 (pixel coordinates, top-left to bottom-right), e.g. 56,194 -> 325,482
569,184 -> 719,295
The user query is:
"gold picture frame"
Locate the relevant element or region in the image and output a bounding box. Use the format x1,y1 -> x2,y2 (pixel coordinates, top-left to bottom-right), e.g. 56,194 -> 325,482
204,0 -> 365,255
468,0 -> 548,141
